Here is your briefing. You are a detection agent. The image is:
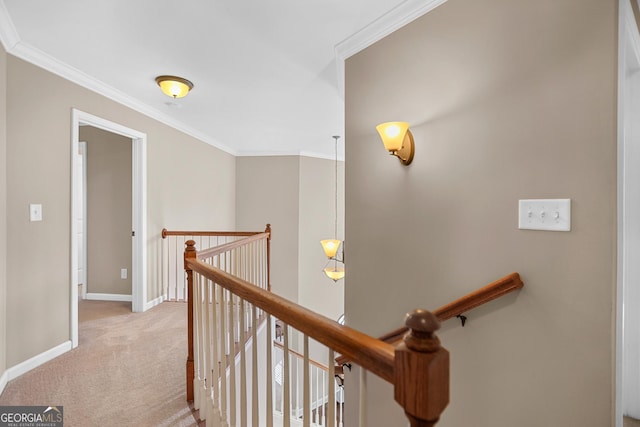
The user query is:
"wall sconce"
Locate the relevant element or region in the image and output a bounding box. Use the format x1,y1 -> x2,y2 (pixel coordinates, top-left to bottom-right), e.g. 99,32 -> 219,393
155,75 -> 194,98
376,121 -> 415,165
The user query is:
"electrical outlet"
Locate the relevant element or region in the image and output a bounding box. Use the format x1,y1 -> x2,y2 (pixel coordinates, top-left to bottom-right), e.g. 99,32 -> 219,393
120,268 -> 128,279
29,204 -> 43,222
518,199 -> 571,231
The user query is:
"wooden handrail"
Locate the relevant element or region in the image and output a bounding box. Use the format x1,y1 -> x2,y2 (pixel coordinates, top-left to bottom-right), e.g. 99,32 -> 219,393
196,232 -> 270,260
186,256 -> 397,383
337,273 -> 523,366
162,228 -> 263,238
273,340 -> 330,371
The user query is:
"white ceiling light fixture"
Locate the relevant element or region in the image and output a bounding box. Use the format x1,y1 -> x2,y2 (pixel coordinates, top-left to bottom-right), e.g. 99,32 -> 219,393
320,135 -> 345,282
155,75 -> 194,99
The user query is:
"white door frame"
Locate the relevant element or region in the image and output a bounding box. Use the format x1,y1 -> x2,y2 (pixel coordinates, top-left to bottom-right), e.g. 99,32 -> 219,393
70,109 -> 148,348
617,0 -> 640,424
75,140 -> 88,300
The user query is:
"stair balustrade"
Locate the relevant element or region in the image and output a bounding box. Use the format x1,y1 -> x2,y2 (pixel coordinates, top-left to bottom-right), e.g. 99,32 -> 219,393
184,228 -> 451,427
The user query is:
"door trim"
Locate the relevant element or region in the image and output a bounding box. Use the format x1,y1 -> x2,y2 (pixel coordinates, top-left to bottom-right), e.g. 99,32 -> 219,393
70,109 -> 148,348
617,0 -> 640,424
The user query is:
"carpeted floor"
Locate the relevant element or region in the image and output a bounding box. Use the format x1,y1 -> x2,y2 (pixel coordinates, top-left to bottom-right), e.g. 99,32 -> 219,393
0,300 -> 201,426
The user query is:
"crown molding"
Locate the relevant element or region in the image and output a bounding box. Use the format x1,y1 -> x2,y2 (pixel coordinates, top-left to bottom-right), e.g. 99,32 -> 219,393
0,1 -> 19,51
0,4 -> 236,156
335,0 -> 448,61
334,0 -> 448,111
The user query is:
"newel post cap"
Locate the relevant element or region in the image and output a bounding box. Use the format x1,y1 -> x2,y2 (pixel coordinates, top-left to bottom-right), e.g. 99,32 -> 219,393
395,309 -> 450,424
184,240 -> 196,269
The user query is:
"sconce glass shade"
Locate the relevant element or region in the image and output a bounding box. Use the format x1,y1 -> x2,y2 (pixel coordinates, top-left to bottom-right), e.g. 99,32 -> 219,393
324,266 -> 345,282
155,75 -> 194,98
376,122 -> 409,151
320,239 -> 341,258
376,121 -> 415,165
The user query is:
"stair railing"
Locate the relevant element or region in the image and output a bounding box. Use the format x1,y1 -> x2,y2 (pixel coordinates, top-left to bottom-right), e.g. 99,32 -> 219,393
161,224 -> 271,300
185,236 -> 450,427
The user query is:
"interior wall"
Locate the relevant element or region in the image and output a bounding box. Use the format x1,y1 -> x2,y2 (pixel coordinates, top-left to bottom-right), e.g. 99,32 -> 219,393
81,126 -> 132,296
5,54 -> 236,367
344,0 -> 617,426
235,156 -> 300,303
0,45 -> 8,381
235,155 -> 346,322
298,156 -> 344,322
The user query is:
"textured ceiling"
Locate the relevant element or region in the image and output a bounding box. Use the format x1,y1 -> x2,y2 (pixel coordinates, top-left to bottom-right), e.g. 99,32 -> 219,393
0,0 -> 424,158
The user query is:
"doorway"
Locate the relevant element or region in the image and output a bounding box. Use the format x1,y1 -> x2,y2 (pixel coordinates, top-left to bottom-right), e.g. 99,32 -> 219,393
70,109 -> 147,348
617,0 -> 640,424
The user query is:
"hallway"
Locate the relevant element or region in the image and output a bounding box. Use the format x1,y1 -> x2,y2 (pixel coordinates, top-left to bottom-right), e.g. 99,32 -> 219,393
0,301 -> 198,426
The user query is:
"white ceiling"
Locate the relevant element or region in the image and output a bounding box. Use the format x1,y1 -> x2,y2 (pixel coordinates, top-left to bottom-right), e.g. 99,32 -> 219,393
0,0 -> 440,158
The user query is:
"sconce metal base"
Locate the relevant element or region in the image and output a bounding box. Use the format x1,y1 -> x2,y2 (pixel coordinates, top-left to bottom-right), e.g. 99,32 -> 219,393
392,130 -> 415,165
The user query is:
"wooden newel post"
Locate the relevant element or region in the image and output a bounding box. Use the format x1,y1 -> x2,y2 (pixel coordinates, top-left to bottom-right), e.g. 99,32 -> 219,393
394,309 -> 450,427
184,240 -> 197,402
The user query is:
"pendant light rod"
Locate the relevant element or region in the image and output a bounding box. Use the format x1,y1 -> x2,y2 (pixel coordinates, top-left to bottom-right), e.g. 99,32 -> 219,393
332,135 -> 339,241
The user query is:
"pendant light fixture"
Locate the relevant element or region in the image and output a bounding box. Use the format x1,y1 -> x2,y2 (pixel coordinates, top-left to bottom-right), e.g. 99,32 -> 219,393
321,135 -> 345,282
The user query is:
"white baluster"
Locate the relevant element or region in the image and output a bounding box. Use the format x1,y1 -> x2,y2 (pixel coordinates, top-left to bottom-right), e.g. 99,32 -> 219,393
251,304 -> 259,427
210,282 -> 221,427
283,324 -> 290,427
219,287 -> 229,427
229,293 -> 237,427
303,336 -> 310,427
266,314 -> 273,427
203,278 -> 213,422
240,299 -> 247,427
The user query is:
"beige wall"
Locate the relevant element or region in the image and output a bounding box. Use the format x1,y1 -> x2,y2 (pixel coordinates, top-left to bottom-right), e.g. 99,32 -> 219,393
0,45 -> 7,378
344,0 -> 617,426
236,156 -> 300,302
235,156 -> 344,320
5,55 -> 236,366
82,126 -> 132,295
298,156 -> 344,321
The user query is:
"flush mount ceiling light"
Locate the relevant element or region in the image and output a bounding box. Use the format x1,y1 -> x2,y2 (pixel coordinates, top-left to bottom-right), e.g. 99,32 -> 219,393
376,121 -> 415,165
155,75 -> 194,99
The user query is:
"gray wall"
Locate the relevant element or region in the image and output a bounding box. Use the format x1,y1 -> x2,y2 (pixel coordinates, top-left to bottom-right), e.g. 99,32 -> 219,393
82,126 -> 132,296
0,45 -> 7,380
5,54 -> 236,367
344,0 -> 616,425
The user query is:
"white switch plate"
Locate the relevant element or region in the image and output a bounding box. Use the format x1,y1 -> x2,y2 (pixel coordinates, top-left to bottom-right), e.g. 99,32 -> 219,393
121,268 -> 128,279
518,199 -> 571,231
29,204 -> 43,222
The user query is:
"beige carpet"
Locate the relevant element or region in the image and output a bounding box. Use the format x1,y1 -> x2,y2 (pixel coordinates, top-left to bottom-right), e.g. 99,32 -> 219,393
0,300 -> 201,426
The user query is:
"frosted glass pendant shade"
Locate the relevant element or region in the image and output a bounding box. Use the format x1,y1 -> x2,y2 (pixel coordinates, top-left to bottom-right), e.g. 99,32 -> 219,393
324,266 -> 345,282
320,239 -> 341,258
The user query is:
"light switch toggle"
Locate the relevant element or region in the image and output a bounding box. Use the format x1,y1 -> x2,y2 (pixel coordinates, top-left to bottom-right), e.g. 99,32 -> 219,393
518,199 -> 571,231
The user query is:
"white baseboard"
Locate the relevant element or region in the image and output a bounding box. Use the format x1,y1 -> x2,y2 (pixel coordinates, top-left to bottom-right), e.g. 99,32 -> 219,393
144,295 -> 165,311
0,369 -> 8,396
5,341 -> 72,385
85,293 -> 132,302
